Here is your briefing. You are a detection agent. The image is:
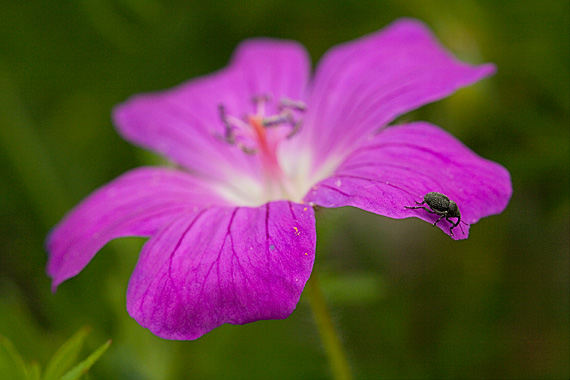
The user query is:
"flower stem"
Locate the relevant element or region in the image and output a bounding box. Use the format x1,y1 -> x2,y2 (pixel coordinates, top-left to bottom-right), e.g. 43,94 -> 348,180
305,272 -> 353,380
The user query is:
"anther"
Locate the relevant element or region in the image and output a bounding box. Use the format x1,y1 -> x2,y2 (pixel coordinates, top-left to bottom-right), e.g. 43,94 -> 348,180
286,120 -> 302,139
216,95 -> 306,154
262,111 -> 293,127
252,94 -> 271,104
218,104 -> 235,144
240,145 -> 257,155
279,98 -> 306,112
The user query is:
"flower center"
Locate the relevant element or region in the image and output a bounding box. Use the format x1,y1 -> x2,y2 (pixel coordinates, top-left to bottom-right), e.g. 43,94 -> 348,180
216,95 -> 307,205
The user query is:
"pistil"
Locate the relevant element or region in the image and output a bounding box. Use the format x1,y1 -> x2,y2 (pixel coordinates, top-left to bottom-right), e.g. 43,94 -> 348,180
246,114 -> 285,183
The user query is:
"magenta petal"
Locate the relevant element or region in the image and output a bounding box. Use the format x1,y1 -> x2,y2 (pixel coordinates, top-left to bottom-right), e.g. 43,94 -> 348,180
113,39 -> 310,182
304,122 -> 512,240
294,18 -> 496,172
46,167 -> 229,291
126,201 -> 316,340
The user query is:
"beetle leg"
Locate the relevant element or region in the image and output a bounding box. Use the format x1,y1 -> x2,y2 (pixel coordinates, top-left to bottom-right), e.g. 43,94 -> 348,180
404,205 -> 435,214
446,216 -> 461,236
433,214 -> 446,227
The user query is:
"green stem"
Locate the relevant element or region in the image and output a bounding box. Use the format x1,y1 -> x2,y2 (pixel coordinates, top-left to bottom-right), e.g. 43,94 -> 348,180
306,272 -> 353,380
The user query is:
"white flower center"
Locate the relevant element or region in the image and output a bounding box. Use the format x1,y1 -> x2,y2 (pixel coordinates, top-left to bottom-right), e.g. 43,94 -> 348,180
214,95 -> 314,206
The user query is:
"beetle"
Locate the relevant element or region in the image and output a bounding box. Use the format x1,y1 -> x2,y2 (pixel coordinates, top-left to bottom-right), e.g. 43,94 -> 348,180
405,192 -> 464,235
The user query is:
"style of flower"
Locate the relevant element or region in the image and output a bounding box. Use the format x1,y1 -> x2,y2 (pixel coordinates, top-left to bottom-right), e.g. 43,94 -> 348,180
47,19 -> 512,340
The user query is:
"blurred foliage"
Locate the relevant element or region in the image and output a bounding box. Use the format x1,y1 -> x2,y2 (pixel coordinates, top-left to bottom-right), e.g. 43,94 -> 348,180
0,0 -> 568,379
1,327 -> 110,380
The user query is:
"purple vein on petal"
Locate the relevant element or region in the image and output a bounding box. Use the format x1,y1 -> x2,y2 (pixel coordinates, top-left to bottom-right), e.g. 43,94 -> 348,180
332,173 -> 419,197
283,18 -> 496,179
305,122 -> 511,239
126,202 -> 316,339
168,210 -> 208,308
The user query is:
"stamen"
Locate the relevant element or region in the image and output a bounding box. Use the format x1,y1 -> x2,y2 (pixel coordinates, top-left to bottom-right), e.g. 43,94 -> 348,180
216,95 -> 306,153
239,145 -> 258,155
279,98 -> 306,112
262,112 -> 293,127
214,95 -> 309,204
286,120 -> 302,139
217,104 -> 259,153
252,94 -> 271,116
218,104 -> 235,144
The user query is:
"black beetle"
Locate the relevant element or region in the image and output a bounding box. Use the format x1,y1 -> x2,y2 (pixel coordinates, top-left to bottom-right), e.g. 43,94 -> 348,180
405,192 -> 464,235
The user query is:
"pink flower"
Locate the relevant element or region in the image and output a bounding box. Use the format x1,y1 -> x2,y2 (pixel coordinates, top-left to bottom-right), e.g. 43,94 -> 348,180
47,19 -> 512,340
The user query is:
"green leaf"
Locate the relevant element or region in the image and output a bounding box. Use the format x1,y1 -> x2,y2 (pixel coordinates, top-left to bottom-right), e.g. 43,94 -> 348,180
0,335 -> 29,380
27,362 -> 42,380
43,327 -> 90,380
60,340 -> 111,380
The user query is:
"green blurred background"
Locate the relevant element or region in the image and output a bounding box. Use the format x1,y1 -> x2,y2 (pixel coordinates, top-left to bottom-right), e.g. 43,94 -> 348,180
1,0 -> 568,379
